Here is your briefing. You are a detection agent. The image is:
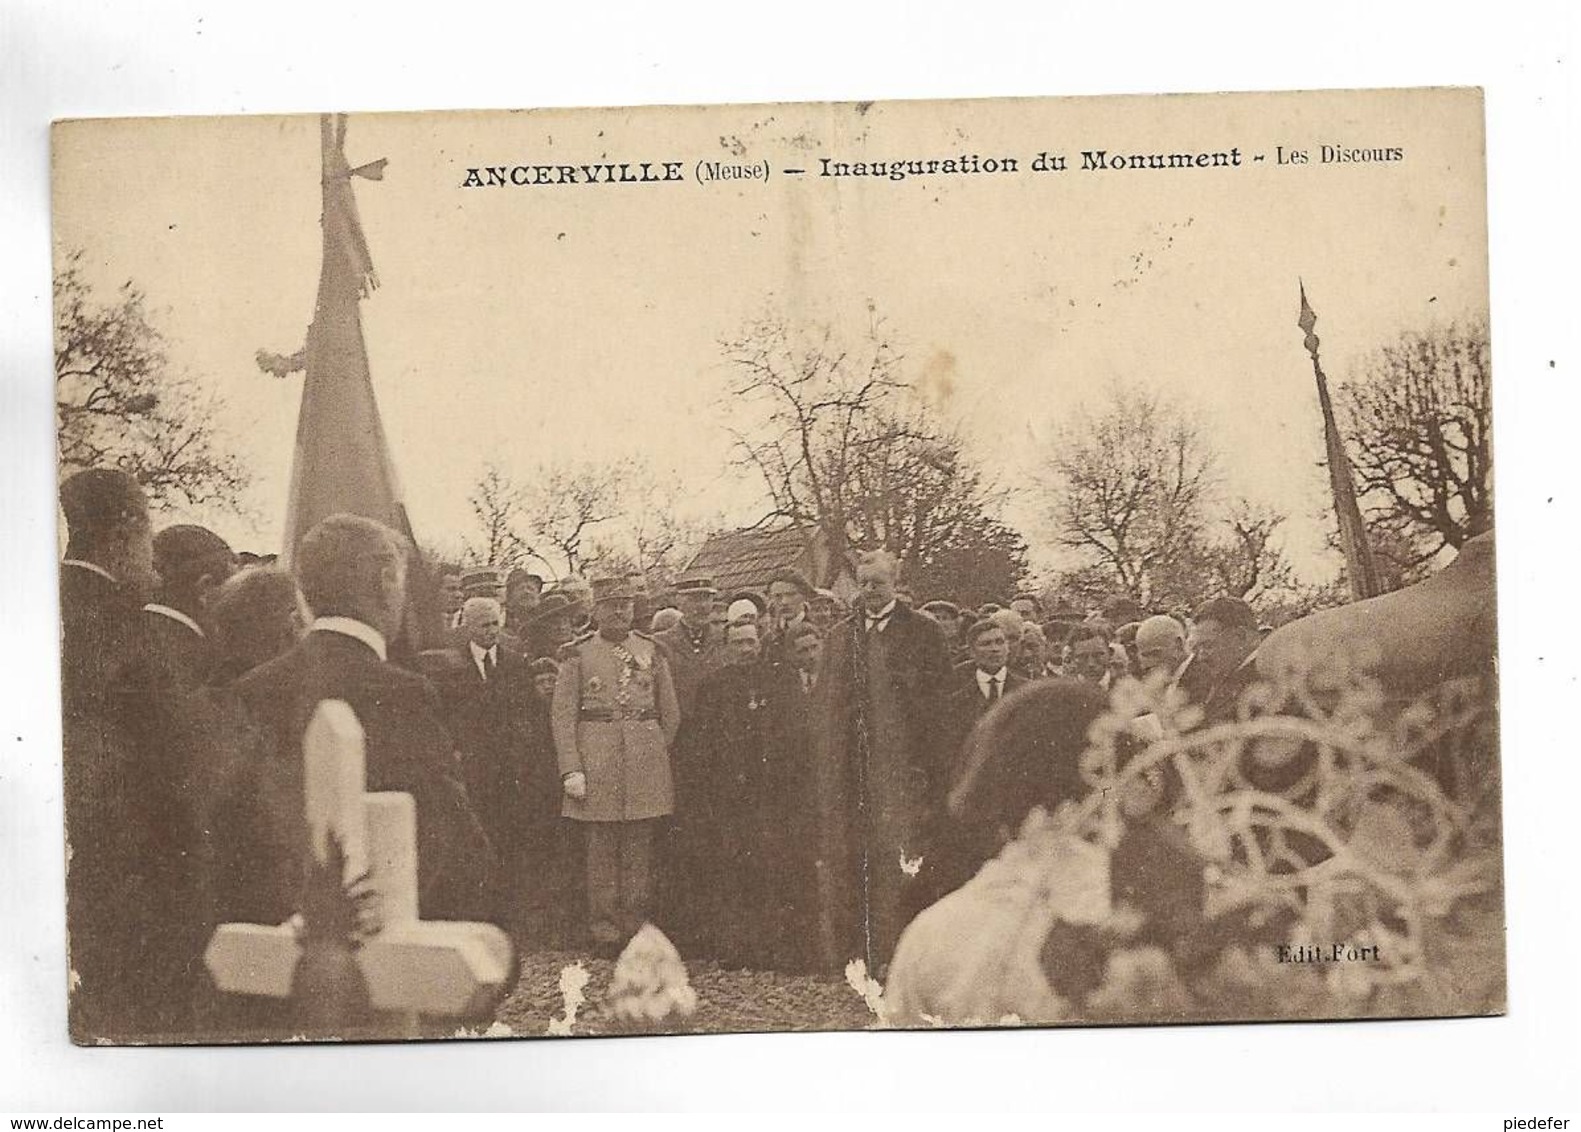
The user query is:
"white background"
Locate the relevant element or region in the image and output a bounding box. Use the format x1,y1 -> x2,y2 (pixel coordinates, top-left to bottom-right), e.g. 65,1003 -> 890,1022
2,0 -> 1576,1113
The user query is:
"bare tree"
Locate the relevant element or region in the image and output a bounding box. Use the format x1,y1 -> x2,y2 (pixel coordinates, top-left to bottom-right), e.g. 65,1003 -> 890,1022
1338,320 -> 1493,566
845,407 -> 1028,603
1042,386 -> 1309,615
1196,500 -> 1299,604
464,462 -> 530,569
608,461 -> 715,586
721,308 -> 908,570
469,456 -> 714,585
55,250 -> 250,512
721,305 -> 1027,594
1042,383 -> 1218,606
519,459 -> 626,576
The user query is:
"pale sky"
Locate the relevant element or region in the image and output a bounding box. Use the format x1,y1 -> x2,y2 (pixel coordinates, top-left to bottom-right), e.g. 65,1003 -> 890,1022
52,88 -> 1488,582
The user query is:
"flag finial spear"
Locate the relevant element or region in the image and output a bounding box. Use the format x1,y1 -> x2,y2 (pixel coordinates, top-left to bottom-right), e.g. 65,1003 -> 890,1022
1298,278 -> 1319,355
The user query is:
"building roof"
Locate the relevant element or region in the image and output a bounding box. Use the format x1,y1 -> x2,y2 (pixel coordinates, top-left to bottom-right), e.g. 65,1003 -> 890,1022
682,525 -> 816,594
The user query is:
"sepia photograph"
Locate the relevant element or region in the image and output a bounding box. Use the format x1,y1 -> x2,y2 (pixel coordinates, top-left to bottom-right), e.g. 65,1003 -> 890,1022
50,86 -> 1503,1046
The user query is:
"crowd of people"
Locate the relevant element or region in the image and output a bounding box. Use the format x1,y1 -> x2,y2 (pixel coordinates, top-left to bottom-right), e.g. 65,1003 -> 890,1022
58,465 -> 1282,1041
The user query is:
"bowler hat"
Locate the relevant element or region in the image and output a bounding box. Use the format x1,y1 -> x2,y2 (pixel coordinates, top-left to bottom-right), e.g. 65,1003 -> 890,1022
461,566 -> 504,595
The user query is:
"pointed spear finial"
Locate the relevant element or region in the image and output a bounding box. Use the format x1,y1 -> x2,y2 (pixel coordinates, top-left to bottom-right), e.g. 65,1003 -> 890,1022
1298,279 -> 1320,357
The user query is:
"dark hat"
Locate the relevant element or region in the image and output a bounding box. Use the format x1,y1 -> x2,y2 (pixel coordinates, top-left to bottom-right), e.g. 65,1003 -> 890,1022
963,617 -> 1007,644
461,566 -> 504,595
152,524 -> 235,584
920,599 -> 962,619
1044,597 -> 1085,624
525,592 -> 575,626
506,568 -> 544,592
590,576 -> 638,604
528,656 -> 560,678
766,567 -> 814,597
1102,596 -> 1146,626
675,576 -> 720,597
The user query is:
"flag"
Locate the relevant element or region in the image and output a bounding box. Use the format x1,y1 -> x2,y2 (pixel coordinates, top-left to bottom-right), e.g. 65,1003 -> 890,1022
279,115 -> 436,648
1299,282 -> 1383,600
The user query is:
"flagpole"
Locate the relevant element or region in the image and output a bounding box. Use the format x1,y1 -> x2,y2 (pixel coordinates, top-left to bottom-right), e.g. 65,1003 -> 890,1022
1298,281 -> 1382,600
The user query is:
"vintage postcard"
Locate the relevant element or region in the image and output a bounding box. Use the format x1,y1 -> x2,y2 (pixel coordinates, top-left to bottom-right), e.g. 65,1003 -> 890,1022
52,86 -> 1501,1043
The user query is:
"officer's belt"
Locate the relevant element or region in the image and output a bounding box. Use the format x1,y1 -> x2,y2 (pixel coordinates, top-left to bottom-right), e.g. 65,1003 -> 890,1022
578,707 -> 659,722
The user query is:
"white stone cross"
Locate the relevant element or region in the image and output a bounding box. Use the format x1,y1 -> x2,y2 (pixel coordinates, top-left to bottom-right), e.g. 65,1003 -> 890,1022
205,700 -> 513,1032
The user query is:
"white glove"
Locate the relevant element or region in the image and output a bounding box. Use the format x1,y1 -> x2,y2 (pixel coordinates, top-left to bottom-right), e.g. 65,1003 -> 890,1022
562,770 -> 588,801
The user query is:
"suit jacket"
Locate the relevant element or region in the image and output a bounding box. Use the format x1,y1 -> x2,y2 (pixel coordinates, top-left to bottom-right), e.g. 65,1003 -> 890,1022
936,669 -> 1028,802
757,612 -> 809,671
60,562 -> 144,719
686,661 -> 776,819
652,619 -> 727,727
141,605 -> 215,692
217,628 -> 496,924
904,669 -> 1032,911
438,643 -> 541,854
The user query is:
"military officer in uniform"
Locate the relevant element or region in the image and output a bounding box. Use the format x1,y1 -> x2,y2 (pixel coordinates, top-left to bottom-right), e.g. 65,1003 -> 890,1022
651,576 -> 726,721
552,575 -> 681,953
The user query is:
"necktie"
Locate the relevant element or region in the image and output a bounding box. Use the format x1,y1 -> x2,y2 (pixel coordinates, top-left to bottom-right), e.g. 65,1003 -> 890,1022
484,648 -> 496,680
988,674 -> 1001,702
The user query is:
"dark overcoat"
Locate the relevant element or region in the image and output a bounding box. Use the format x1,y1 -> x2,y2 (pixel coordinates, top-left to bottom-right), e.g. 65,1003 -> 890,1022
217,628 -> 497,925
809,604 -> 953,974
61,563 -> 190,1040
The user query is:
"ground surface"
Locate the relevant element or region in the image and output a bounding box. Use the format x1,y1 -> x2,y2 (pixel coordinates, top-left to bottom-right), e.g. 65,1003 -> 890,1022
493,949 -> 876,1037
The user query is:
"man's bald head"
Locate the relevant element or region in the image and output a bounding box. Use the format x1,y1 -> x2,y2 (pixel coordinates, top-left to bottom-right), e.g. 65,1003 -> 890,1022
1135,614 -> 1188,677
